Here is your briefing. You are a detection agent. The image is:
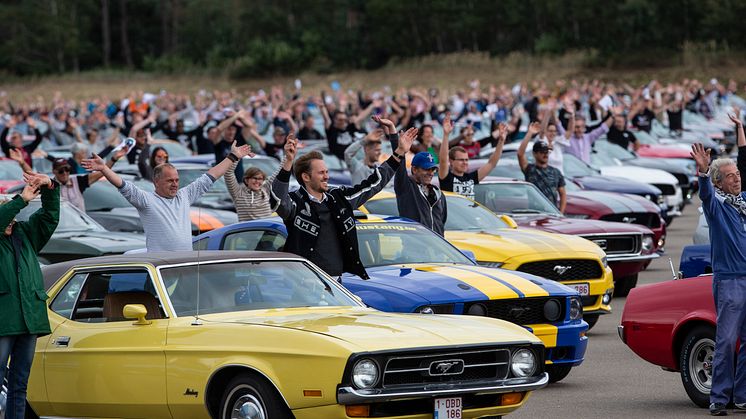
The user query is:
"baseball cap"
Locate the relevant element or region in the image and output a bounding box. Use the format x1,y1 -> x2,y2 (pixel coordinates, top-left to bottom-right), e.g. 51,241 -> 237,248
411,152 -> 438,170
52,158 -> 71,171
532,141 -> 550,153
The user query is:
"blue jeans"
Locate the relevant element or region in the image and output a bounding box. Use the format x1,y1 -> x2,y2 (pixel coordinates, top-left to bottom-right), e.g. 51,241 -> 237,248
711,279 -> 746,406
0,334 -> 37,419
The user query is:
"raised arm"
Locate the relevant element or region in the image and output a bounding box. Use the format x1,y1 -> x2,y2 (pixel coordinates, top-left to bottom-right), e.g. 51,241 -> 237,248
128,113 -> 156,137
438,114 -> 453,179
317,94 -> 332,129
24,117 -> 44,153
216,110 -> 241,135
8,148 -> 32,174
80,153 -> 124,188
477,123 -> 507,181
269,134 -> 298,219
89,147 -> 125,184
517,122 -> 541,172
207,141 -> 253,180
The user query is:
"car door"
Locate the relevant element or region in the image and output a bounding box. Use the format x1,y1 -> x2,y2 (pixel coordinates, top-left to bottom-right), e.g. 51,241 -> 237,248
43,266 -> 171,419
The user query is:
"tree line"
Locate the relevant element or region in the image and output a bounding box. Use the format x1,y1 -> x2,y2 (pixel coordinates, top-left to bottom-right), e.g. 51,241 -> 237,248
1,0 -> 744,78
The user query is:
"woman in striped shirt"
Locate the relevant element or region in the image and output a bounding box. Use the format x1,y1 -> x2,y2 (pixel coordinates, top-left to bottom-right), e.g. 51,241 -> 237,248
225,160 -> 279,221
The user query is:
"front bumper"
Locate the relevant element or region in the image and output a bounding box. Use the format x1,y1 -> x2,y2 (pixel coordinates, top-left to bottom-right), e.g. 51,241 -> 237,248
337,373 -> 549,404
529,322 -> 588,366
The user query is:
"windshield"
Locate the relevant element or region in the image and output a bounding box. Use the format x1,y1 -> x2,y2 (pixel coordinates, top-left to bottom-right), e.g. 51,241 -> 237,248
590,150 -> 621,167
161,260 -> 357,315
242,157 -> 280,176
488,161 -> 523,179
595,140 -> 636,161
357,224 -> 472,267
562,154 -> 598,177
474,183 -> 562,216
363,196 -> 509,231
154,141 -> 191,158
17,200 -> 106,232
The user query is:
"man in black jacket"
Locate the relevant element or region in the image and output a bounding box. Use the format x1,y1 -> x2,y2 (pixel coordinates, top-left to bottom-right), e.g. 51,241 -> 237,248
270,129 -> 416,279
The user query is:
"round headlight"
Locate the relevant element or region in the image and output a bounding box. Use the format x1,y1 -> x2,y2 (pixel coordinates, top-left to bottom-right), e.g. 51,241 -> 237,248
467,303 -> 487,316
543,299 -> 562,322
569,297 -> 582,320
642,236 -> 654,252
352,359 -> 379,389
511,349 -> 537,377
419,306 -> 435,314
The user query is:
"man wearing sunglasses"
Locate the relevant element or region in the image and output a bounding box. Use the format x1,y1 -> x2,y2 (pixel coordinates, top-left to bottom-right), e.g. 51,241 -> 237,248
518,121 -> 567,212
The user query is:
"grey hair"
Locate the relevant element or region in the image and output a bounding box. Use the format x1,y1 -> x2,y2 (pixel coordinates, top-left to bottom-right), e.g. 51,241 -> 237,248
710,158 -> 736,183
70,142 -> 89,154
153,163 -> 176,181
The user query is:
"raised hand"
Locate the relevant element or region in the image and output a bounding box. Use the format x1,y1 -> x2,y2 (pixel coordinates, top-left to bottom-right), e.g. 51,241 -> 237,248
395,127 -> 418,155
283,133 -> 298,162
112,146 -> 128,162
26,117 -> 36,129
20,182 -> 41,203
442,113 -> 453,136
8,148 -> 24,164
22,172 -> 51,189
728,112 -> 742,126
496,122 -> 508,140
230,141 -> 253,159
372,115 -> 396,134
690,143 -> 711,174
527,121 -> 541,135
81,153 -> 107,172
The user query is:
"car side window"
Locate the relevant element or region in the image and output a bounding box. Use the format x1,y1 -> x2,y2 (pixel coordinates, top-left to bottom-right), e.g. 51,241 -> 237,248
222,230 -> 286,251
50,273 -> 88,319
363,198 -> 400,216
193,237 -> 209,250
69,269 -> 166,323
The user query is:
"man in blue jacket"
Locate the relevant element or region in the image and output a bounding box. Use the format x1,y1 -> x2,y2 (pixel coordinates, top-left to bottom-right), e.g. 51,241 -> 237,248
692,142 -> 746,416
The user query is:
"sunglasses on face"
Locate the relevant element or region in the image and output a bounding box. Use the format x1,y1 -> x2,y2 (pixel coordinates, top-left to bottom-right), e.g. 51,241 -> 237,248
56,167 -> 71,174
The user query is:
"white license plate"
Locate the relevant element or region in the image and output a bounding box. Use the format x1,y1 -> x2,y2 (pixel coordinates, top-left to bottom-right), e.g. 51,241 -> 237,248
434,397 -> 462,418
570,283 -> 590,296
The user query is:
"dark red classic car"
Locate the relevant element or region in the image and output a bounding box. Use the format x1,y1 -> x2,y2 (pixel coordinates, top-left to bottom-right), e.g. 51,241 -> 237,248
620,274 -> 716,408
474,179 -> 660,296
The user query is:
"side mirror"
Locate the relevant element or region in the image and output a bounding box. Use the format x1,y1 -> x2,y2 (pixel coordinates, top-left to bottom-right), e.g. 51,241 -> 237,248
123,304 -> 151,325
499,214 -> 518,229
460,249 -> 478,264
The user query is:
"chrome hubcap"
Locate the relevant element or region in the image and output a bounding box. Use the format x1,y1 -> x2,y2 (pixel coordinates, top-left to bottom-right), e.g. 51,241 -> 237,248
231,395 -> 265,419
690,337 -> 714,394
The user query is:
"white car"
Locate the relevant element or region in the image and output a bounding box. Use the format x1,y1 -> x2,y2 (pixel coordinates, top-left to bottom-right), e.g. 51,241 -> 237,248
693,207 -> 709,244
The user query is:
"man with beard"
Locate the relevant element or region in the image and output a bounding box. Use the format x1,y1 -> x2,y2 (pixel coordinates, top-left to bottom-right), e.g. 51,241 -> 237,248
518,122 -> 566,212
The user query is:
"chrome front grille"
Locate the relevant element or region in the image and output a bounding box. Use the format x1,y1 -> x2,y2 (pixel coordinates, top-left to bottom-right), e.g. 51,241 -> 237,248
382,349 -> 510,388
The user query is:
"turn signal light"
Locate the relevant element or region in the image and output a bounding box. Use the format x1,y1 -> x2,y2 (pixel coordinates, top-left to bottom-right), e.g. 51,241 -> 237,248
303,390 -> 322,397
501,392 -> 523,405
345,405 -> 370,417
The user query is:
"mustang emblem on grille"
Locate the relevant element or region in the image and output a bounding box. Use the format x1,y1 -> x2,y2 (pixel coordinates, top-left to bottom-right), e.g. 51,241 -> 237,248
553,265 -> 572,275
622,216 -> 637,224
509,306 -> 530,318
591,239 -> 608,250
428,359 -> 465,376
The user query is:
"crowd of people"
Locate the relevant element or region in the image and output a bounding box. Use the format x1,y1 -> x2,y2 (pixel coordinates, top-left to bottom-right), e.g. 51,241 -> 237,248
1,76 -> 746,417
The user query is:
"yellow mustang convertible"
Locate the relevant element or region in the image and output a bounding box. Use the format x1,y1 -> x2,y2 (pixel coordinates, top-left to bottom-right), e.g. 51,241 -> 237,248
12,251 -> 548,419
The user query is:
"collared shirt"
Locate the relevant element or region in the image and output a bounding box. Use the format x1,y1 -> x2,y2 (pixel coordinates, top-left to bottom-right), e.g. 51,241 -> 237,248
303,186 -> 328,203
566,124 -> 609,164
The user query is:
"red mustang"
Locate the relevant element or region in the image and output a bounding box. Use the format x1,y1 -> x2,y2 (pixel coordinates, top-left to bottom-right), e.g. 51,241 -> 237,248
619,274 -> 715,408
474,178 -> 661,297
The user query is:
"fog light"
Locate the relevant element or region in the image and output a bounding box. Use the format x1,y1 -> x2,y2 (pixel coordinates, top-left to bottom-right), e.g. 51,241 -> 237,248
467,303 -> 487,316
346,405 -> 370,417
501,392 -> 523,405
602,293 -> 611,305
543,299 -> 562,322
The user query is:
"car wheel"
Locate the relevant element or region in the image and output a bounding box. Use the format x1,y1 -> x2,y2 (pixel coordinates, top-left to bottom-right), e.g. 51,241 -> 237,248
613,274 -> 638,298
680,326 -> 715,408
220,373 -> 291,419
546,364 -> 573,383
583,314 -> 599,330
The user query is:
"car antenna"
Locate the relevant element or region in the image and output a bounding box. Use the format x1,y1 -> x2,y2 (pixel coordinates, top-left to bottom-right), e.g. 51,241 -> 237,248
192,204 -> 203,326
668,257 -> 678,281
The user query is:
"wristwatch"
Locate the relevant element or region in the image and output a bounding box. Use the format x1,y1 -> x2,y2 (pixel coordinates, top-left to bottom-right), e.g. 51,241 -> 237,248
227,153 -> 239,163
392,150 -> 404,160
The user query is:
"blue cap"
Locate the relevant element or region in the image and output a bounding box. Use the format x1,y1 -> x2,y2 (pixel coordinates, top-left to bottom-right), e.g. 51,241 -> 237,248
411,152 -> 438,169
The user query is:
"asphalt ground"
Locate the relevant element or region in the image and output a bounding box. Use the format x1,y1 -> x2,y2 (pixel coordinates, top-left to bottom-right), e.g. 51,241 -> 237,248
513,197 -> 713,419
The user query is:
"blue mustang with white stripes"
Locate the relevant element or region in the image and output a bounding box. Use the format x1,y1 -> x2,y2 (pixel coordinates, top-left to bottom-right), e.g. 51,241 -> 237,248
194,215 -> 588,383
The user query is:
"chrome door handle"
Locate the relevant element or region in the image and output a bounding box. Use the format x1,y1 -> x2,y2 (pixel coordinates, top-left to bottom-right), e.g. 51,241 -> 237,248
53,336 -> 70,347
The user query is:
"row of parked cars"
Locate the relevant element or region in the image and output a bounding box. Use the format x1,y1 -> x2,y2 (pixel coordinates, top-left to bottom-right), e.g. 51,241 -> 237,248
4,106 -> 737,417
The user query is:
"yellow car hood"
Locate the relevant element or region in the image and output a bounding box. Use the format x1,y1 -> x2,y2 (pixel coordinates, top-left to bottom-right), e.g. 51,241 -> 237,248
446,228 -> 604,261
204,307 -> 539,352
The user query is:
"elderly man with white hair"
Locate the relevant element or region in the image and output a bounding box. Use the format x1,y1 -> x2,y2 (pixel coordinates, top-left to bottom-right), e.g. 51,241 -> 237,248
692,131 -> 746,415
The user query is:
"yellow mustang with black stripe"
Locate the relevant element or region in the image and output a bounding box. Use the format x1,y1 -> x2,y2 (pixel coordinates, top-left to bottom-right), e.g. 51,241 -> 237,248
360,191 -> 615,330
193,216 -> 589,384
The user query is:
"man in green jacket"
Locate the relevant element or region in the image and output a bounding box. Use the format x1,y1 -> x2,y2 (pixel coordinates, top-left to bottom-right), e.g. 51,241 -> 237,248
0,172 -> 59,419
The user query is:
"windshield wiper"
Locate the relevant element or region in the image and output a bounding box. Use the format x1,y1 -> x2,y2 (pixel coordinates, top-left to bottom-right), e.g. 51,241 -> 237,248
510,209 -> 543,214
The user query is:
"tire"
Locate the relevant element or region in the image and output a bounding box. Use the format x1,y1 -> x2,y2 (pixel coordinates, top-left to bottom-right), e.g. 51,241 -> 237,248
583,314 -> 599,330
219,373 -> 292,419
613,274 -> 638,298
679,326 -> 715,408
546,364 -> 573,383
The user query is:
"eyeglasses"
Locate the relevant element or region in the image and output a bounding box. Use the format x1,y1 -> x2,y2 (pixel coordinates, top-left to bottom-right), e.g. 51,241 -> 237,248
55,167 -> 71,174
247,176 -> 265,181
